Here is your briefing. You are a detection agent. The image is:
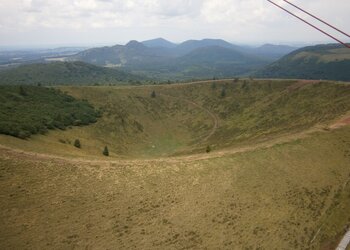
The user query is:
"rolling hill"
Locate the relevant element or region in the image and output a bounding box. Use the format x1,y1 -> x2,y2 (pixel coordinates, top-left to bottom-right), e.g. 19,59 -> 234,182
0,80 -> 350,249
0,61 -> 143,85
173,38 -> 242,56
255,44 -> 350,81
68,39 -> 296,80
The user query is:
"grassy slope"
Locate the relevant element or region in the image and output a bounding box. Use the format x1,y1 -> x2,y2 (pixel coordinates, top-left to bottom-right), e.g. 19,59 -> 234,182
0,126 -> 349,249
0,85 -> 213,158
0,80 -> 350,249
255,44 -> 350,81
0,61 -> 142,85
1,80 -> 349,159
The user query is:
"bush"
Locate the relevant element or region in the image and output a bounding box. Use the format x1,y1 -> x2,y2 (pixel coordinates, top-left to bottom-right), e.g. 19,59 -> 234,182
74,139 -> 81,148
220,88 -> 226,98
151,91 -> 156,98
103,146 -> 109,156
206,145 -> 211,153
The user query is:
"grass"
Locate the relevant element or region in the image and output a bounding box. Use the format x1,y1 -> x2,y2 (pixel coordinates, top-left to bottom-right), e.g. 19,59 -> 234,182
1,79 -> 349,158
0,79 -> 350,249
0,125 -> 349,249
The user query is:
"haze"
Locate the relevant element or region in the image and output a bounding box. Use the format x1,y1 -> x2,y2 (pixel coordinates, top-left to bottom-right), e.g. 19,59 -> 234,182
0,0 -> 350,47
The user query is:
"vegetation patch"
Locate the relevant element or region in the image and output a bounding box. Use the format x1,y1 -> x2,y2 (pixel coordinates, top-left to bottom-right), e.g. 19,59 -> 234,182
0,85 -> 101,139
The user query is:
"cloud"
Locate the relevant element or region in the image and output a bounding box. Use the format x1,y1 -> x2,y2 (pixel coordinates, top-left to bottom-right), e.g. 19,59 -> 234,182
0,0 -> 349,45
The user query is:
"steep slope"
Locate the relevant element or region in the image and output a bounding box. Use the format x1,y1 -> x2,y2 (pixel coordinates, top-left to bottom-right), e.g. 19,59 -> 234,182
0,61 -> 142,85
1,80 -> 349,158
255,44 -> 350,81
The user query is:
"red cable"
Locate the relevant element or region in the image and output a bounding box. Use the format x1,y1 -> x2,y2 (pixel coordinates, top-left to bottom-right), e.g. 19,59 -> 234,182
283,0 -> 350,39
267,0 -> 350,49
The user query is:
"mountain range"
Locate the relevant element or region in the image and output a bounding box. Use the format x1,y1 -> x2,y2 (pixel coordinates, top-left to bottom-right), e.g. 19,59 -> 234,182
68,38 -> 297,80
1,39 -> 348,83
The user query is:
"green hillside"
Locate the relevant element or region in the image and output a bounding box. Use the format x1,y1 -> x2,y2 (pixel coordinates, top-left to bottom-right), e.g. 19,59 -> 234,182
0,61 -> 143,85
255,44 -> 350,81
0,80 -> 350,250
1,80 -> 349,158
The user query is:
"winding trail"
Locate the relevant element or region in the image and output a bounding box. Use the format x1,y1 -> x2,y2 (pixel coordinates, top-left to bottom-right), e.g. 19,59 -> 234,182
0,123 -> 340,167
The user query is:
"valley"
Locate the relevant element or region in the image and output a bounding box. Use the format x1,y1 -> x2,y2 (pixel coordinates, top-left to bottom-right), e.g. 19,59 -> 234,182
0,79 -> 350,249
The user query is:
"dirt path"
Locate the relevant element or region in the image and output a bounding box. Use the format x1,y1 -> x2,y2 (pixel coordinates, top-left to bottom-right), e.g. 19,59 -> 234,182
0,125 -> 331,166
161,93 -> 219,143
330,113 -> 350,129
336,230 -> 350,250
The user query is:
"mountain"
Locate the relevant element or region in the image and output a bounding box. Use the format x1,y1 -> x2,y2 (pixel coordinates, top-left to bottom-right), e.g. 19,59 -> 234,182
70,40 -> 174,67
0,61 -> 143,85
174,39 -> 241,56
174,46 -> 268,77
252,44 -> 297,60
142,38 -> 177,48
254,44 -> 350,81
67,39 -> 276,79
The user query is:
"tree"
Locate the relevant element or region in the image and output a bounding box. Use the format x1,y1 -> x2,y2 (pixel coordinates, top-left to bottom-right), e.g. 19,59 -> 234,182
151,90 -> 156,98
74,139 -> 81,148
220,88 -> 226,98
103,146 -> 109,156
206,145 -> 211,153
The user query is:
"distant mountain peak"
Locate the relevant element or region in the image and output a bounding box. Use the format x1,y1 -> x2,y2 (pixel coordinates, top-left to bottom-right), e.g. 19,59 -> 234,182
142,38 -> 177,48
125,40 -> 145,48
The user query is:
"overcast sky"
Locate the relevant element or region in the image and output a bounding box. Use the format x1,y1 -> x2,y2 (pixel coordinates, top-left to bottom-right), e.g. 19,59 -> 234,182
0,0 -> 349,47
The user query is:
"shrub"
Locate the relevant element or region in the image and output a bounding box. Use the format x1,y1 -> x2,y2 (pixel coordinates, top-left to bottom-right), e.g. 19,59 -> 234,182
220,88 -> 226,98
206,145 -> 211,153
151,91 -> 156,98
103,146 -> 109,156
74,139 -> 81,148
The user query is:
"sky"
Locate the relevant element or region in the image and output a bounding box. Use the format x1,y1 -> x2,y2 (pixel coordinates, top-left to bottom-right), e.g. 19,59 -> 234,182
0,0 -> 349,47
